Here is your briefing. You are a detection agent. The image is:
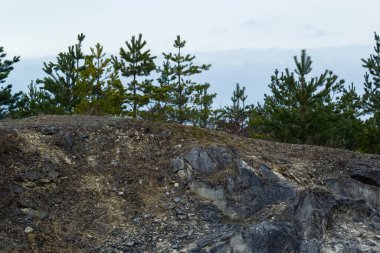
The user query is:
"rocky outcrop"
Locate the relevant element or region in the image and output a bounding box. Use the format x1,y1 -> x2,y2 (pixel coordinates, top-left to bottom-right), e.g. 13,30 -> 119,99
171,145 -> 380,252
0,115 -> 379,252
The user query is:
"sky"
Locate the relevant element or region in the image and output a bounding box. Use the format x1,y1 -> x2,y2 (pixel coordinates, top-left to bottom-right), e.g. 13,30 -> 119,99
2,0 -> 380,106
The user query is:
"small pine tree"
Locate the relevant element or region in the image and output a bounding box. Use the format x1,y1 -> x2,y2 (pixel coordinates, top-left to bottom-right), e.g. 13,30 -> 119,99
0,46 -> 22,118
75,43 -> 125,115
217,83 -> 251,135
146,60 -> 174,121
37,34 -> 86,114
257,50 -> 344,144
159,35 -> 211,124
362,32 -> 380,122
334,83 -> 363,150
112,34 -> 156,118
11,81 -> 52,118
361,32 -> 380,153
193,83 -> 216,128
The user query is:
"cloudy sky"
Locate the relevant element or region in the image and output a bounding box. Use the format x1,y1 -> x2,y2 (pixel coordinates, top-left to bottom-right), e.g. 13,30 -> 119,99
2,0 -> 380,105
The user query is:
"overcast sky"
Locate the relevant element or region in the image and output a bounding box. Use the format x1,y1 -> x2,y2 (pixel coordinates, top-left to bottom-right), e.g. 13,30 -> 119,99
2,0 -> 380,105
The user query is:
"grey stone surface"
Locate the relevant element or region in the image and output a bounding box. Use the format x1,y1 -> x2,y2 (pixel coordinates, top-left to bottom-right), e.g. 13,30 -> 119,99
170,157 -> 184,173
192,222 -> 300,253
351,168 -> 380,186
173,147 -> 380,252
325,178 -> 380,207
41,126 -> 57,135
184,147 -> 217,174
171,157 -> 194,180
63,131 -> 74,148
242,222 -> 301,253
16,171 -> 47,182
189,181 -> 229,216
228,159 -> 296,218
300,240 -> 320,253
293,188 -> 336,240
21,208 -> 48,219
207,145 -> 233,169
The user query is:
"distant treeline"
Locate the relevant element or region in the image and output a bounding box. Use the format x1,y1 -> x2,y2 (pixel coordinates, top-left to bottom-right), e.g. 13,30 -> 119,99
1,33 -> 380,154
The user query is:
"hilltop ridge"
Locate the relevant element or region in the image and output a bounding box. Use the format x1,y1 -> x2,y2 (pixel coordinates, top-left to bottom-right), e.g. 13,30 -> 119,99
0,115 -> 379,252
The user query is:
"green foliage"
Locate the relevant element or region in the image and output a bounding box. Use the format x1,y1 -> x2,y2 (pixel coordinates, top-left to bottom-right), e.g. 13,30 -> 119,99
146,60 -> 175,122
362,32 -> 380,118
0,47 -> 20,84
0,47 -> 22,118
37,34 -> 86,114
158,35 -> 211,124
5,32 -> 380,154
248,105 -> 269,140
102,78 -> 125,115
11,81 -> 52,118
215,83 -> 252,135
252,50 -> 345,145
361,32 -> 380,153
192,83 -> 216,128
75,43 -> 125,115
333,84 -> 364,150
360,118 -> 380,154
112,34 -> 156,118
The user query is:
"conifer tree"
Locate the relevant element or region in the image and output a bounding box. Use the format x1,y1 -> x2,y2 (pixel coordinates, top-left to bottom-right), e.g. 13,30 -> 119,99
361,32 -> 380,153
76,43 -> 125,115
112,34 -> 156,118
147,60 -> 174,121
37,33 -> 86,114
102,75 -> 126,115
193,83 -> 216,128
362,32 -> 380,121
159,35 -> 211,124
11,81 -> 54,118
255,50 -> 344,144
334,83 -> 363,150
0,47 -> 22,118
216,83 -> 251,135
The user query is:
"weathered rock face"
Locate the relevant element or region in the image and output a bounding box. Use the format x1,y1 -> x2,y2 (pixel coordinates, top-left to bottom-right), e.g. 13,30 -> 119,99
180,152 -> 297,220
171,146 -> 380,253
0,115 -> 379,253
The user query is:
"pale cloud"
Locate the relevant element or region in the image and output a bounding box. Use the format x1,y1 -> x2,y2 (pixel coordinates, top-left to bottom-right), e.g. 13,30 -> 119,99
243,18 -> 279,29
2,0 -> 380,57
3,0 -> 380,104
302,25 -> 330,38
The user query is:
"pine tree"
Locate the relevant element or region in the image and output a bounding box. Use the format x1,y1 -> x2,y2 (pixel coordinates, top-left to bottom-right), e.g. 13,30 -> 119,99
37,33 -> 86,114
362,32 -> 380,122
112,34 -> 156,118
146,60 -> 174,121
256,50 -> 344,144
216,83 -> 251,135
75,43 -> 125,115
361,32 -> 380,153
0,47 -> 22,118
11,81 -> 53,118
102,74 -> 125,115
334,83 -> 363,150
193,83 -> 216,128
159,35 -> 211,124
